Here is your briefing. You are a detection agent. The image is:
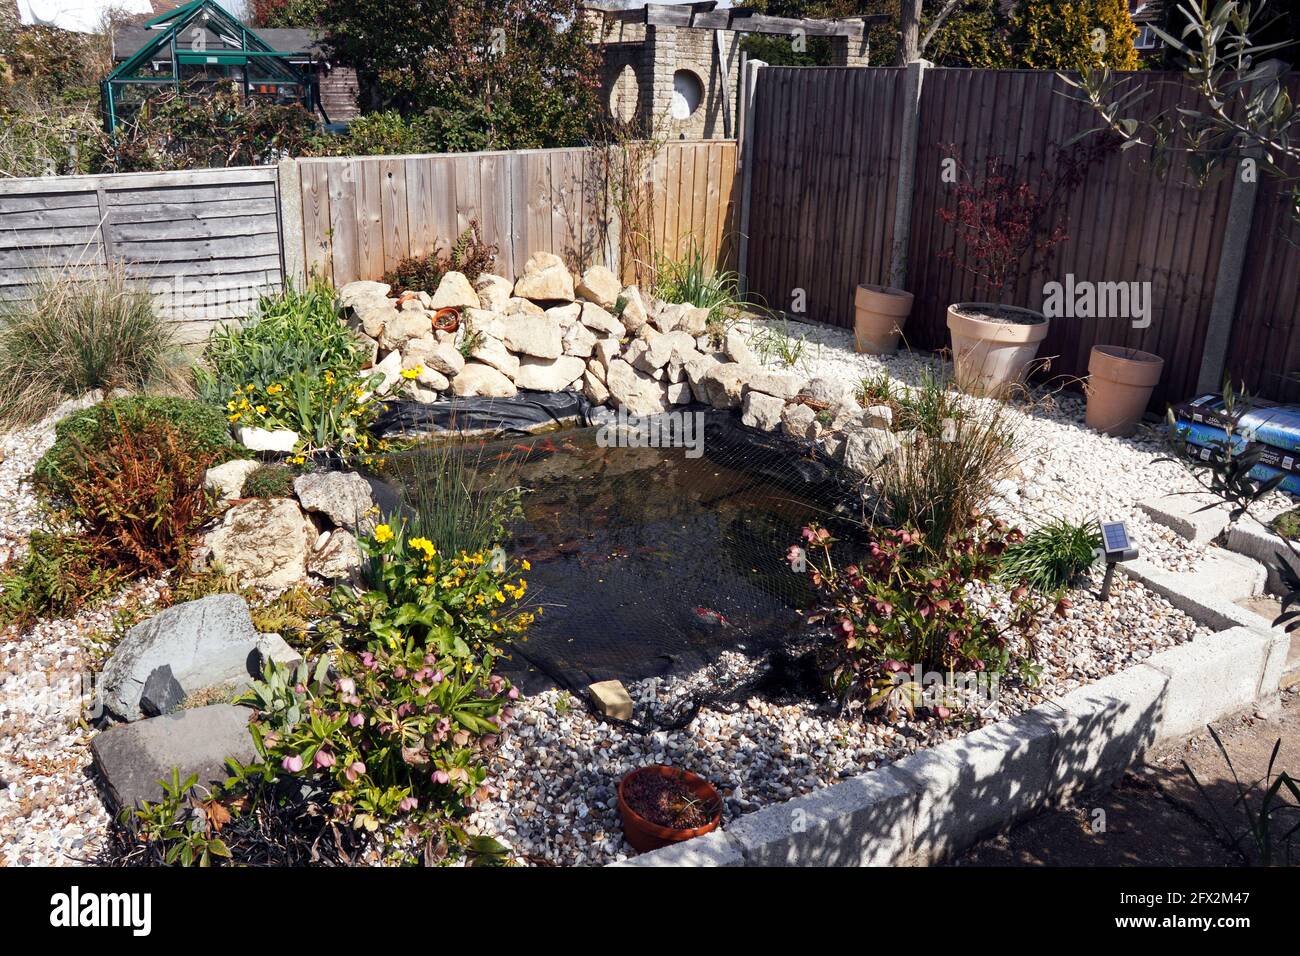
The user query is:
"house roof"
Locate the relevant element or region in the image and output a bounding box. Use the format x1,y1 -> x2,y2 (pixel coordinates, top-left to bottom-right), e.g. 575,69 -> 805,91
112,25 -> 324,60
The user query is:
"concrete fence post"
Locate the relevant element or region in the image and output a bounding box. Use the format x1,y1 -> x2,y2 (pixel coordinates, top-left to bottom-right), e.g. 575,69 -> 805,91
277,158 -> 307,290
1193,65 -> 1284,394
888,59 -> 930,291
737,57 -> 765,298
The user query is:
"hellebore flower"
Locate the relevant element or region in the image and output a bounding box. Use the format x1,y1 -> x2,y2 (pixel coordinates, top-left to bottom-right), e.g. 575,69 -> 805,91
314,750 -> 336,770
337,677 -> 356,696
281,754 -> 304,773
399,796 -> 419,813
432,770 -> 451,785
344,761 -> 366,782
507,687 -> 520,700
349,712 -> 365,728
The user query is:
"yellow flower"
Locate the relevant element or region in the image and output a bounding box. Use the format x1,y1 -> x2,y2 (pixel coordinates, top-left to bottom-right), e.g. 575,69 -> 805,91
324,370 -> 335,385
374,524 -> 394,543
521,560 -> 531,571
256,405 -> 268,415
290,455 -> 306,465
400,365 -> 422,380
266,383 -> 284,395
227,413 -> 241,422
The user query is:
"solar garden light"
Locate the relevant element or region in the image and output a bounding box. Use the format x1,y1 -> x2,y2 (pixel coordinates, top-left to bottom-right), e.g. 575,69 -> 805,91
1096,520 -> 1139,602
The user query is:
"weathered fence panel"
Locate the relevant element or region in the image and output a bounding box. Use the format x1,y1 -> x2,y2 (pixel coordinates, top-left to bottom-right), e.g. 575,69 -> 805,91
295,141 -> 738,288
746,68 -> 905,324
742,66 -> 1291,407
0,166 -> 285,344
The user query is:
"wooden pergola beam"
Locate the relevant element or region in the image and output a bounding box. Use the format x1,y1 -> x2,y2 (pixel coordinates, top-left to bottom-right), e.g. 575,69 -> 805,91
585,3 -> 885,40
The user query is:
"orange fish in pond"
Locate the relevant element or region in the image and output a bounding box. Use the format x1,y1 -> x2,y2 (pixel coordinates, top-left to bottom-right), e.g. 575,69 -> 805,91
692,607 -> 731,628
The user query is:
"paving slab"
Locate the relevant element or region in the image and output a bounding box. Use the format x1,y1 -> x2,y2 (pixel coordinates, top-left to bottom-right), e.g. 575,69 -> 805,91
1139,491 -> 1233,544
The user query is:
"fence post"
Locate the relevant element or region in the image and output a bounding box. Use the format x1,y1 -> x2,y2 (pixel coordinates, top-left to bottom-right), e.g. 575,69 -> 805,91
737,57 -> 765,298
1193,66 -> 1284,394
888,59 -> 930,290
277,158 -> 307,290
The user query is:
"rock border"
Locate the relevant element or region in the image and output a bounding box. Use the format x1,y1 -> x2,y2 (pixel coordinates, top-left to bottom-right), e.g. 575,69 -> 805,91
616,566 -> 1289,867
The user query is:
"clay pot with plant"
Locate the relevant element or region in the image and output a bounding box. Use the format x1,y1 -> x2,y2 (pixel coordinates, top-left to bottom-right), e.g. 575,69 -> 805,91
1085,345 -> 1164,436
938,142 -> 1115,398
617,765 -> 722,853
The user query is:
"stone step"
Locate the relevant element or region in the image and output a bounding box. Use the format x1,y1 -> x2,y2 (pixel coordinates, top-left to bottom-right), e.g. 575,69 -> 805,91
1179,547 -> 1267,604
1138,491 -> 1233,544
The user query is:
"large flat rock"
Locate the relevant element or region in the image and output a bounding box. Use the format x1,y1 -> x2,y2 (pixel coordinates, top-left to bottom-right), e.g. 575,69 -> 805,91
91,704 -> 257,811
99,594 -> 261,722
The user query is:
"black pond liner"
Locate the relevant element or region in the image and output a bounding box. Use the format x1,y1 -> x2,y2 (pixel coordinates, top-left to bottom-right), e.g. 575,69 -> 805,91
375,394 -> 869,720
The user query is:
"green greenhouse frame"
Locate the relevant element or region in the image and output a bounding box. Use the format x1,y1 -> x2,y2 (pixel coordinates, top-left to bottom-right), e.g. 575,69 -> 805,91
101,0 -> 321,132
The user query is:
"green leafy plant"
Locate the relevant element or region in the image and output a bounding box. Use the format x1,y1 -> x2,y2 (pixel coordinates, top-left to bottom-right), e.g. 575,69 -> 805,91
998,517 -> 1101,596
1184,725 -> 1300,866
795,518 -> 1045,714
337,520 -> 534,660
123,769 -> 232,867
381,221 -> 499,295
241,464 -> 297,499
241,644 -> 513,857
866,373 -> 1020,548
652,241 -> 750,341
37,395 -> 239,493
749,320 -> 808,369
0,529 -> 126,628
0,269 -> 178,426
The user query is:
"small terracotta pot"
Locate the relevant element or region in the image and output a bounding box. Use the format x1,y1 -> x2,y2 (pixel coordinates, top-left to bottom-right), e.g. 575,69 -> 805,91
617,765 -> 722,854
854,284 -> 914,355
947,303 -> 1050,398
432,307 -> 461,333
1085,345 -> 1164,437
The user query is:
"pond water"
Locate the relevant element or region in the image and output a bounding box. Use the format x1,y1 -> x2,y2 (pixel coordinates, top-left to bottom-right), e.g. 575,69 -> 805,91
385,412 -> 862,694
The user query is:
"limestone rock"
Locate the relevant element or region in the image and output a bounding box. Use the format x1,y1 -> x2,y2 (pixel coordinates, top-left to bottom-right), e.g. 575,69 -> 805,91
588,679 -> 632,721
205,459 -> 260,501
293,471 -> 376,533
378,312 -> 433,352
724,327 -> 756,366
679,306 -> 711,336
309,528 -> 364,583
513,355 -> 586,392
513,251 -> 575,302
405,337 -> 465,377
593,337 -> 621,371
618,286 -> 649,332
468,336 -> 520,380
452,362 -> 518,398
582,368 -> 610,405
474,273 -> 513,311
562,320 -> 598,358
99,595 -> 260,722
652,303 -> 689,334
577,266 -> 622,310
429,271 -> 481,310
742,391 -> 786,432
503,296 -> 545,316
700,361 -> 750,409
802,376 -> 852,405
666,381 -> 692,405
605,359 -> 668,416
339,280 -> 391,309
501,314 -> 562,359
200,498 -> 313,590
371,349 -> 404,396
843,427 -> 902,476
781,402 -> 819,441
747,369 -> 806,401
239,427 -> 298,453
580,301 -> 625,338
352,299 -> 394,340
547,302 -> 582,331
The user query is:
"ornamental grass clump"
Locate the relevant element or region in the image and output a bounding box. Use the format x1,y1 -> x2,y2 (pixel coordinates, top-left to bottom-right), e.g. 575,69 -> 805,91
0,268 -> 178,426
998,516 -> 1101,596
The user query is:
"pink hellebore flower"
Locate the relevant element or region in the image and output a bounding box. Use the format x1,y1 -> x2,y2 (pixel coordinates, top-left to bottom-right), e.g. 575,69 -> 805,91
294,684 -> 307,695
281,754 -> 304,773
507,687 -> 520,701
349,712 -> 365,728
432,770 -> 451,785
314,750 -> 336,770
337,677 -> 356,695
399,796 -> 419,813
393,666 -> 407,679
344,760 -> 366,782
431,670 -> 445,684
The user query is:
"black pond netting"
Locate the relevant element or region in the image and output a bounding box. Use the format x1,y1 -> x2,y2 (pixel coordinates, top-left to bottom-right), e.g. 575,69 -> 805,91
375,400 -> 868,723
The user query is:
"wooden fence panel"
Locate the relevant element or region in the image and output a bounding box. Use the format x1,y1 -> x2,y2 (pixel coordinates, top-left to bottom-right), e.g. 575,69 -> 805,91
0,165 -> 284,344
742,67 -> 1272,407
296,142 -> 736,288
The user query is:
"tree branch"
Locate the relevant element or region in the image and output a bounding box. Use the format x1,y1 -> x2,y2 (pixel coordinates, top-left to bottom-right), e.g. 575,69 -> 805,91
919,0 -> 965,53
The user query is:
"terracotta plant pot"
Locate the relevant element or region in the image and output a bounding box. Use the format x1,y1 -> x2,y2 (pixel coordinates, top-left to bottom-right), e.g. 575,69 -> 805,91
1085,345 -> 1164,437
854,284 -> 914,355
617,765 -> 722,854
432,307 -> 461,333
946,303 -> 1050,398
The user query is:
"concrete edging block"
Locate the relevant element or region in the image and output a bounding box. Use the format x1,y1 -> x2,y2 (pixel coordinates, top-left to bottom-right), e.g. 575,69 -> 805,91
1142,626 -> 1273,741
1120,558 -> 1266,632
899,707 -> 1062,865
722,764 -> 920,867
1138,492 -> 1232,544
1047,665 -> 1169,800
1224,521 -> 1295,595
609,828 -> 745,867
